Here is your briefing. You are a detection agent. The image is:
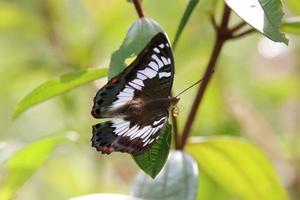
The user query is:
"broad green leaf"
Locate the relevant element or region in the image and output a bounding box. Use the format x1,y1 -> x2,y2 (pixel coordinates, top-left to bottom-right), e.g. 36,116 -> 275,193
186,136 -> 289,200
108,18 -> 163,79
132,151 -> 199,200
0,133 -> 77,200
281,17 -> 300,35
173,0 -> 200,49
284,0 -> 300,15
197,171 -> 232,200
70,193 -> 143,200
132,124 -> 172,178
225,0 -> 288,44
13,67 -> 107,119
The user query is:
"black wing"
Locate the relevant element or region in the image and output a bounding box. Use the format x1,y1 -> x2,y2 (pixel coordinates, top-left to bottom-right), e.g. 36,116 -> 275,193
92,112 -> 167,155
91,32 -> 174,118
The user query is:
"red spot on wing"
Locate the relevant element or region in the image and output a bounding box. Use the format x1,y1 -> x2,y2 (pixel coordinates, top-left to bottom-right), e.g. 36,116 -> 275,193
91,110 -> 98,118
111,78 -> 118,84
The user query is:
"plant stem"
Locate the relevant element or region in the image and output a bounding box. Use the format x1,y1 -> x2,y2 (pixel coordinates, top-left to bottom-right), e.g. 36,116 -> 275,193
179,37 -> 225,149
230,21 -> 247,34
132,0 -> 145,18
179,4 -> 231,149
171,113 -> 180,149
231,28 -> 256,39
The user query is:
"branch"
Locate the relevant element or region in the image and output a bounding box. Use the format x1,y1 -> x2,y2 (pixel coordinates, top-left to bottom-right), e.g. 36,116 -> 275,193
230,21 -> 247,34
231,28 -> 256,39
210,14 -> 218,31
132,0 -> 145,18
179,4 -> 231,149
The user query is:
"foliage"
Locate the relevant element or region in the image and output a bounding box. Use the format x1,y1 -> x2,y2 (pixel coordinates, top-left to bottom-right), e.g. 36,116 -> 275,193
13,68 -> 107,119
187,137 -> 289,200
0,133 -> 77,200
132,124 -> 172,178
225,0 -> 288,44
132,151 -> 199,200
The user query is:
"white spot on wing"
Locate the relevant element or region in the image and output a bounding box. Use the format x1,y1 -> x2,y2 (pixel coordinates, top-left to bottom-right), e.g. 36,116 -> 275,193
125,125 -> 140,137
151,54 -> 163,68
139,68 -> 157,79
167,58 -> 171,64
110,102 -> 127,108
166,43 -> 170,47
149,61 -> 158,71
132,79 -> 144,87
153,117 -> 166,126
137,72 -> 147,80
159,72 -> 172,79
117,126 -> 130,136
143,139 -> 150,147
149,138 -> 154,144
140,128 -> 152,139
112,119 -> 131,136
159,44 -> 164,48
153,47 -> 160,53
131,126 -> 150,139
128,82 -> 142,90
160,56 -> 169,65
123,88 -> 134,94
142,129 -> 155,142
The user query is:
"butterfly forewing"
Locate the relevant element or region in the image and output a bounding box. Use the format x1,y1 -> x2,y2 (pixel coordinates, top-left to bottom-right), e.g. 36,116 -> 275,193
91,32 -> 174,155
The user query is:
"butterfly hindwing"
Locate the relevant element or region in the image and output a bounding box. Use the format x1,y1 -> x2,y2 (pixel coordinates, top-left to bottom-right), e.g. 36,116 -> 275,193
92,113 -> 167,155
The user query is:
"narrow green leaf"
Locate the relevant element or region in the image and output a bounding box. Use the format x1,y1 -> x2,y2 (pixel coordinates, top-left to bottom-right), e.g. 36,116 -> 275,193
132,151 -> 199,200
108,18 -> 163,79
0,133 -> 77,200
132,124 -> 172,178
186,136 -> 289,200
13,67 -> 107,119
281,17 -> 300,35
173,0 -> 200,49
225,0 -> 288,44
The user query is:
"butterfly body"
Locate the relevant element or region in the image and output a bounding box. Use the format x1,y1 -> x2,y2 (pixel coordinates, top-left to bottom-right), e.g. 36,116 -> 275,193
91,32 -> 176,155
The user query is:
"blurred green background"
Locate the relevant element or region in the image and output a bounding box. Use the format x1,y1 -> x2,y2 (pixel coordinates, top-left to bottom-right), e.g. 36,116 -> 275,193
0,0 -> 300,199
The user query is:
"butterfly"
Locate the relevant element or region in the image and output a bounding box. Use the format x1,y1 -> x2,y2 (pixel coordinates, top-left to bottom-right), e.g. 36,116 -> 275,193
91,32 -> 178,155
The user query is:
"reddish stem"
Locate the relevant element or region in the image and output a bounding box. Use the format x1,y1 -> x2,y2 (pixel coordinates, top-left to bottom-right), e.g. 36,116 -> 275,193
179,5 -> 231,149
132,0 -> 145,18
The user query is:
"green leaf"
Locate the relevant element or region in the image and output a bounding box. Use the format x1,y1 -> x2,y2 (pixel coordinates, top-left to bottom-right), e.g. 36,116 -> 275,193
284,0 -> 300,15
197,171 -> 232,200
225,0 -> 288,44
132,124 -> 172,178
132,151 -> 199,200
281,17 -> 300,35
186,136 -> 289,200
13,67 -> 107,119
173,0 -> 200,49
108,18 -> 163,79
0,133 -> 77,200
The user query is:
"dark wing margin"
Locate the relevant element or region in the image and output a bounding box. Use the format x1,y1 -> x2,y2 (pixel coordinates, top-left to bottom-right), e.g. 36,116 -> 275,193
91,32 -> 174,119
91,114 -> 167,155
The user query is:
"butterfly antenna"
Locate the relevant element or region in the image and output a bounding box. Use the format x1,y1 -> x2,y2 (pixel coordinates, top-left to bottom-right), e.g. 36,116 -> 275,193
175,70 -> 214,98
